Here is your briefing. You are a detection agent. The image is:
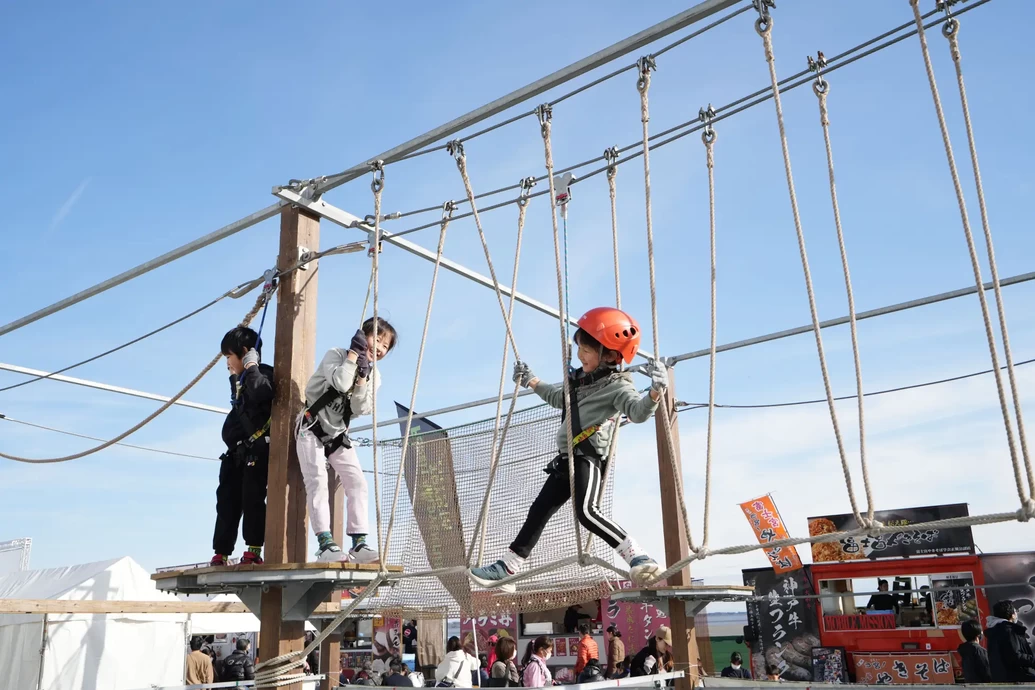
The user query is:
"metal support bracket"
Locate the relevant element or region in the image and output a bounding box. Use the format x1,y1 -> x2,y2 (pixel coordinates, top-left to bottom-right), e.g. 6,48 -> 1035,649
297,245 -> 314,270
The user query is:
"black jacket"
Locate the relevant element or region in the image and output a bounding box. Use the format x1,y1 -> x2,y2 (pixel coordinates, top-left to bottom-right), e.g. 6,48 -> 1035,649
221,363 -> 275,449
220,650 -> 255,681
578,659 -> 606,684
721,666 -> 750,679
957,641 -> 991,684
383,672 -> 411,686
630,640 -> 670,677
987,618 -> 1035,683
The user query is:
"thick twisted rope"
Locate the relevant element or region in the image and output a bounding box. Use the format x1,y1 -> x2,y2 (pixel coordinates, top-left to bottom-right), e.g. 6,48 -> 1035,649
940,12 -> 1034,500
0,290 -> 266,464
701,124 -> 718,547
538,107 -> 586,562
382,202 -> 455,562
755,16 -> 872,529
636,58 -> 699,554
813,69 -> 875,523
909,0 -> 1032,514
370,162 -> 386,569
471,183 -> 534,564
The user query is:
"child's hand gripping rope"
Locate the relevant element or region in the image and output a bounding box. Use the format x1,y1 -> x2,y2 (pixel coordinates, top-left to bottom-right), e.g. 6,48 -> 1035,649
349,329 -> 371,378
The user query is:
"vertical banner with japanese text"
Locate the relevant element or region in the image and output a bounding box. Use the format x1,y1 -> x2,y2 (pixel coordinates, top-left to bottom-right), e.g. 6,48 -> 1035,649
740,495 -> 803,573
604,580 -> 671,656
744,567 -> 819,682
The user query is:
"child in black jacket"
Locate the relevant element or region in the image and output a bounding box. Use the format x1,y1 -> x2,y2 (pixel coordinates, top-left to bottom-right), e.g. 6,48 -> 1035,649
212,327 -> 275,566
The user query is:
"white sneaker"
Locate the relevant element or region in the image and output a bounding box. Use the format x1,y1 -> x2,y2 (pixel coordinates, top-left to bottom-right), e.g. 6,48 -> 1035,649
316,543 -> 348,563
348,543 -> 379,564
630,555 -> 660,585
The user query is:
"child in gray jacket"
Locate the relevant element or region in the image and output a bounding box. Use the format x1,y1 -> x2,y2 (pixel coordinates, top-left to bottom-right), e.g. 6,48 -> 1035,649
469,307 -> 666,591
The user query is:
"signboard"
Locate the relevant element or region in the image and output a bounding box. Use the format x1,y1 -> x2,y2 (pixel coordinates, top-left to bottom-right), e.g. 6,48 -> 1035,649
981,552 -> 1035,633
744,567 -> 819,682
740,495 -> 803,573
811,646 -> 848,683
823,614 -> 896,631
853,653 -> 953,684
807,504 -> 974,562
930,573 -> 977,627
604,579 -> 671,656
460,612 -> 518,656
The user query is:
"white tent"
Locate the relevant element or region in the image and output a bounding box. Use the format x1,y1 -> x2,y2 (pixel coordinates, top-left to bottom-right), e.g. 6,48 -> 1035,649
0,556 -> 186,690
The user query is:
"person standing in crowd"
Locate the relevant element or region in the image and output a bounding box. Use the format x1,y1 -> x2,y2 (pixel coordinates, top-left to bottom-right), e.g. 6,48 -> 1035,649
489,637 -> 520,687
564,604 -> 592,634
575,624 -> 599,677
578,659 -> 605,684
866,579 -> 900,614
605,625 -> 625,678
479,654 -> 490,685
987,599 -> 1035,683
486,634 -> 499,669
721,651 -> 750,679
355,660 -> 377,686
958,620 -> 992,684
186,637 -> 214,685
384,657 -> 412,687
403,619 -> 419,664
522,637 -> 554,688
631,626 -> 673,677
436,636 -> 479,688
221,638 -> 256,682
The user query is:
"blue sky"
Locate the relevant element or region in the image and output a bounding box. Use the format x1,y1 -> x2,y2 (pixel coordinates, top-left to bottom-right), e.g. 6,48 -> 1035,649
1,0 -> 1033,585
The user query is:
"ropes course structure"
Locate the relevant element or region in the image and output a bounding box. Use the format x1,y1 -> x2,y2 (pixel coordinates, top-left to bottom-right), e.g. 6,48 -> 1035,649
3,0 -> 1034,687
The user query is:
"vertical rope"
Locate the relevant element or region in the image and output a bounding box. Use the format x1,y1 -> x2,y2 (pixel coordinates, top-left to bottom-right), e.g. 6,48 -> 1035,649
636,58 -> 699,554
942,16 -> 1034,501
812,67 -> 875,522
382,202 -> 455,562
908,0 -> 1032,513
537,105 -> 585,562
755,16 -> 869,529
369,162 -> 386,569
471,180 -> 534,564
701,122 -> 718,547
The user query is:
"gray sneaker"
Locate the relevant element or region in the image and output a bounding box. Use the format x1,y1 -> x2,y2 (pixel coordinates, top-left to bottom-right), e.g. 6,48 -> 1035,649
630,555 -> 660,585
468,560 -> 517,593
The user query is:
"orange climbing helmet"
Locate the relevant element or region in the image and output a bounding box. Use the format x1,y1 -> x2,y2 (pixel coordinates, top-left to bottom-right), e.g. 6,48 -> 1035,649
576,306 -> 641,364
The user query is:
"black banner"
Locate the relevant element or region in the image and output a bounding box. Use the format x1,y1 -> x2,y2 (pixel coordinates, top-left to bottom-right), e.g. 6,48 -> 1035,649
806,503 -> 974,562
981,552 -> 1035,631
744,567 -> 820,682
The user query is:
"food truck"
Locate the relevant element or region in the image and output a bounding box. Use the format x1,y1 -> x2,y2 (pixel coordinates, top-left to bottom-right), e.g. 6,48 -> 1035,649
743,503 -> 1028,684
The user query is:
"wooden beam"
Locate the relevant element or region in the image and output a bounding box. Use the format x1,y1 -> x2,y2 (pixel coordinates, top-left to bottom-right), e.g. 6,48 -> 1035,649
260,206 -> 321,687
654,371 -> 700,690
0,599 -> 344,616
321,472 -> 345,690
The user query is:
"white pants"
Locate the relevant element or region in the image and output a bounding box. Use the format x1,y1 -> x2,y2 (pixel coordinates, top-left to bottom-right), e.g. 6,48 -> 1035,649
296,427 -> 369,537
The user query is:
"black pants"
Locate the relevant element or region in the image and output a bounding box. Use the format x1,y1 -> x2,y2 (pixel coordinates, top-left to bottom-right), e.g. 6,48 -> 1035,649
509,454 -> 627,559
213,445 -> 269,554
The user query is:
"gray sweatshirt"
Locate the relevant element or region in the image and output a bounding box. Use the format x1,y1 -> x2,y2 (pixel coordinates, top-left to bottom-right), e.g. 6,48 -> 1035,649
304,348 -> 381,439
534,368 -> 658,457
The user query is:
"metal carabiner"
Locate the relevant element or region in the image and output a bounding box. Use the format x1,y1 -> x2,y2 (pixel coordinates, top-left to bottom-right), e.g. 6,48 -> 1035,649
535,104 -> 553,138
518,176 -> 537,207
441,200 -> 457,221
636,55 -> 657,92
603,146 -> 620,179
446,139 -> 465,169
698,105 -> 717,145
370,160 -> 385,193
807,51 -> 828,96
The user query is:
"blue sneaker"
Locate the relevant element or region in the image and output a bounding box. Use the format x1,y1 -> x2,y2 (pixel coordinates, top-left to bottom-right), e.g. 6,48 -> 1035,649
469,560 -> 517,593
630,555 -> 660,585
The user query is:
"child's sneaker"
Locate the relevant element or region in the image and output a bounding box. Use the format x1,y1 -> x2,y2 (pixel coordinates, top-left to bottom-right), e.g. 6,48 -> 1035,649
348,543 -> 379,565
630,555 -> 660,585
469,561 -> 517,594
240,551 -> 263,566
210,554 -> 229,567
316,543 -> 347,563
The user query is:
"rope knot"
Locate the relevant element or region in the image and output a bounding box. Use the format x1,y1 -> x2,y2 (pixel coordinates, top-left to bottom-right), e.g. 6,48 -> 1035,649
694,546 -> 712,561
1019,498 -> 1035,522
858,517 -> 884,531
535,103 -> 552,139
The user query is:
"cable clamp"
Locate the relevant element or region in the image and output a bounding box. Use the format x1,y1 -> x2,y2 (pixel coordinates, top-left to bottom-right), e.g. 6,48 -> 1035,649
441,200 -> 457,221
446,139 -> 465,170
603,146 -> 620,179
698,104 -> 717,144
369,160 -> 385,193
535,104 -> 553,138
807,51 -> 828,95
261,267 -> 279,294
553,172 -> 575,208
517,176 -> 537,207
636,55 -> 656,92
366,229 -> 383,258
753,0 -> 775,34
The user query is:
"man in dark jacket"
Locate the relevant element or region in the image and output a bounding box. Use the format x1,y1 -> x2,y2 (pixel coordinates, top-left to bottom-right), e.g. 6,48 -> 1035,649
987,600 -> 1035,683
221,638 -> 256,681
958,619 -> 992,683
383,658 -> 411,687
211,326 -> 275,566
721,651 -> 750,679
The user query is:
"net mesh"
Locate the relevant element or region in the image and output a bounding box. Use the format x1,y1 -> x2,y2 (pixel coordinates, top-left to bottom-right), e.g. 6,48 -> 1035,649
366,401 -> 622,617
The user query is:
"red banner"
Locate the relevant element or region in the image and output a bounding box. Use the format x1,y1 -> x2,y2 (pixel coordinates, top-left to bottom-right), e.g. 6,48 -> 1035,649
603,580 -> 671,656
854,653 -> 954,684
823,614 -> 896,631
740,495 -> 803,573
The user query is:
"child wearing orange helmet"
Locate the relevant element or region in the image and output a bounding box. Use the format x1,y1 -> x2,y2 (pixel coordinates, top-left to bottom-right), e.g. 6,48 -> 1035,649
469,307 -> 668,591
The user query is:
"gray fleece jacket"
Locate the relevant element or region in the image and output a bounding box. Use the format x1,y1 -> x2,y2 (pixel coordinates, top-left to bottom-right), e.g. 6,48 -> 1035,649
304,348 -> 381,439
534,367 -> 658,458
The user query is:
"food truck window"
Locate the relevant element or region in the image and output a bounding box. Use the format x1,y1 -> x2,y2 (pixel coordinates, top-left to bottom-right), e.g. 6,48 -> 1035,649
520,601 -> 601,636
819,576 -> 938,631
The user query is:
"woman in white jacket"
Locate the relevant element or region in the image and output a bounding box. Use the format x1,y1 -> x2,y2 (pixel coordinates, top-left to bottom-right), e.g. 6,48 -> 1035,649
436,636 -> 479,688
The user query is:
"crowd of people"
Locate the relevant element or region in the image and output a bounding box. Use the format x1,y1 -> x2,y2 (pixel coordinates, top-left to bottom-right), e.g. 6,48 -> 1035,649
184,637 -> 255,685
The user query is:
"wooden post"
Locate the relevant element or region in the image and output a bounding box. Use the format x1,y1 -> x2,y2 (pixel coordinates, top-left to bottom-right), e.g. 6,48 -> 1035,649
260,206 -> 320,686
320,474 -> 345,690
654,369 -> 700,689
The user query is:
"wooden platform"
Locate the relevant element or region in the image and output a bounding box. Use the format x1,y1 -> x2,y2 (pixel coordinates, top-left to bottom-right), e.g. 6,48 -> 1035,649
151,562 -> 402,622
609,584 -> 755,616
